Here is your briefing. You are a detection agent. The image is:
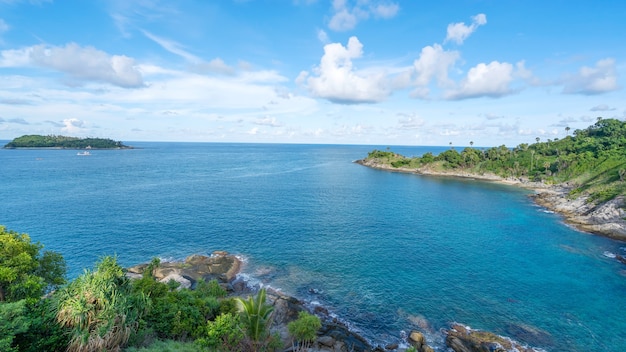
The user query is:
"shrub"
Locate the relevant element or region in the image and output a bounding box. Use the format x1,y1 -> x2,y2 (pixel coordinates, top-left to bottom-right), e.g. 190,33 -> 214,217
287,311 -> 321,351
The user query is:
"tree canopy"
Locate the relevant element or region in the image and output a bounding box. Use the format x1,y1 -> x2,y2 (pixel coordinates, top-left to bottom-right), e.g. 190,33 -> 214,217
3,135 -> 131,149
0,226 -> 66,302
363,118 -> 626,203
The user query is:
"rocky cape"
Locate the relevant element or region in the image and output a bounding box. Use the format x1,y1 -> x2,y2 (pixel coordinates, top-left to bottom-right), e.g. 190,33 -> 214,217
355,158 -> 626,242
126,251 -> 546,352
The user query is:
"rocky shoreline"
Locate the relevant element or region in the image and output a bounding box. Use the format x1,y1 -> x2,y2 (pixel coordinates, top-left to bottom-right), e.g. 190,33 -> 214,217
355,158 -> 626,242
127,252 -> 547,352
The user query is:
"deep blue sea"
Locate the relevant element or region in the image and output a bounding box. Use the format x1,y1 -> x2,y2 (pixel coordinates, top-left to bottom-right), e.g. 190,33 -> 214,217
1,142 -> 625,351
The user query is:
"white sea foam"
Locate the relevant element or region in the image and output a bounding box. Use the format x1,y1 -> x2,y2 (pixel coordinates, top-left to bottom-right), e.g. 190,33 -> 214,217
603,251 -> 617,258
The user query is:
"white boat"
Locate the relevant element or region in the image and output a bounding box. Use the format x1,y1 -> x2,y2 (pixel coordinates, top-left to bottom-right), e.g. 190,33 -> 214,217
77,151 -> 91,156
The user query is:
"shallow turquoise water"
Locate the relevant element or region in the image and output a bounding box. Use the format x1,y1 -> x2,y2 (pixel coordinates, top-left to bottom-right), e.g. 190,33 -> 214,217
1,142 -> 625,351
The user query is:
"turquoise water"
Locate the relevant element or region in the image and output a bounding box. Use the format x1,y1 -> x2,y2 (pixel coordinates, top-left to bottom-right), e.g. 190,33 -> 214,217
1,142 -> 625,351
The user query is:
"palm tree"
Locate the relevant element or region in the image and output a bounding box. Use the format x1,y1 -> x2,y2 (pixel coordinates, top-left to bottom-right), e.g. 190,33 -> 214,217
237,288 -> 274,351
470,141 -> 474,148
565,126 -> 571,136
54,256 -> 146,352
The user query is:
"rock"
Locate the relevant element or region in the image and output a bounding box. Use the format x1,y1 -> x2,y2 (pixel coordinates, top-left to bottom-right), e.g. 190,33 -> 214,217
159,273 -> 191,290
318,335 -> 335,347
126,252 -> 242,285
385,342 -> 398,350
408,331 -> 425,348
269,292 -> 304,325
445,324 -> 535,352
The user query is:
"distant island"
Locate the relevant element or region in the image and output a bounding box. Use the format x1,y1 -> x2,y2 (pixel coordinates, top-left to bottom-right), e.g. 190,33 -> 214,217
3,134 -> 132,149
357,117 -> 626,240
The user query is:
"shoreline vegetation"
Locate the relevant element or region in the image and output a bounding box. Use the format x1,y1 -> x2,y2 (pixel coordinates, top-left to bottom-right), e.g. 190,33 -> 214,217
1,223 -> 544,352
356,117 -> 626,243
3,134 -> 133,149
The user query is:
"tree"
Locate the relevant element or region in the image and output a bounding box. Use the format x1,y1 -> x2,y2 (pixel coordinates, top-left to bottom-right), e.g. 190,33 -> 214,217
0,226 -> 66,302
565,126 -> 571,136
288,311 -> 321,352
54,256 -> 146,352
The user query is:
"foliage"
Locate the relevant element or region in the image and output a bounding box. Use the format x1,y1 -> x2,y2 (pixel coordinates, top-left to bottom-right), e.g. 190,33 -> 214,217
124,339 -> 205,352
287,311 -> 321,351
0,226 -> 66,302
363,118 -> 626,203
4,134 -> 130,149
0,300 -> 30,352
196,313 -> 244,351
237,288 -> 276,351
12,298 -> 69,352
131,273 -> 222,341
53,256 -> 147,352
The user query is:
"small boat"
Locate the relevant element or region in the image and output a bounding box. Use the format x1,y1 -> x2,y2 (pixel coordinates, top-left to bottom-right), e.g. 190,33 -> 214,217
77,151 -> 91,156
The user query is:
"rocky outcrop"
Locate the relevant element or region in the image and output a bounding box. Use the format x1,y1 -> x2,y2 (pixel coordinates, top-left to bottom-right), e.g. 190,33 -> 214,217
532,189 -> 626,240
445,324 -> 537,352
126,251 -> 242,288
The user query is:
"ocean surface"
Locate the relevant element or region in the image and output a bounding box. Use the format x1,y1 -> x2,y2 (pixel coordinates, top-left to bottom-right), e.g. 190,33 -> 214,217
1,142 -> 625,351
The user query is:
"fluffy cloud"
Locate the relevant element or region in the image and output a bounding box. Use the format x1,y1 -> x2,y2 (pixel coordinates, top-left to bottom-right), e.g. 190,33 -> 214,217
300,36 -> 390,104
0,43 -> 144,88
411,44 -> 460,97
328,0 -> 399,31
61,118 -> 86,134
445,13 -> 487,44
562,58 -> 619,95
445,61 -> 515,100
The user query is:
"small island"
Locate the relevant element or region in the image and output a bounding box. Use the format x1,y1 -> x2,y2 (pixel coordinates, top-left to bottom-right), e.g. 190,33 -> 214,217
3,134 -> 132,149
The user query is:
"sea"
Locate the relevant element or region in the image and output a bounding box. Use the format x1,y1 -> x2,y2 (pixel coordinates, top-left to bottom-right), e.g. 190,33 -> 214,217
1,142 -> 625,351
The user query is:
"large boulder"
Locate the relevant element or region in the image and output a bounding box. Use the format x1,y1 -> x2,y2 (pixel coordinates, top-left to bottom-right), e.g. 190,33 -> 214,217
125,251 -> 242,287
445,324 -> 535,352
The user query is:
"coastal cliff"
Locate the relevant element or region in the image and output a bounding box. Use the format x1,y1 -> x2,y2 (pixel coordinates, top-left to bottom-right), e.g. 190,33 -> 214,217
356,157 -> 626,241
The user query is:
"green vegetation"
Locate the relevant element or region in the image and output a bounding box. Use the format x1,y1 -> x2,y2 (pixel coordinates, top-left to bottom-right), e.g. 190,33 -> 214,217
288,311 -> 322,351
363,118 -> 626,204
4,135 -> 131,149
1,225 -> 319,352
0,226 -> 66,302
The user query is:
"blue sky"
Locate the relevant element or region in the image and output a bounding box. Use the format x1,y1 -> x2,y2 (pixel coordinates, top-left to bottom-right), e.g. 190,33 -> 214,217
0,0 -> 624,146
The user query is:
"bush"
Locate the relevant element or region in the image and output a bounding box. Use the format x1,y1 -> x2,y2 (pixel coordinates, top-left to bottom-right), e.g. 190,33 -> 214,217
287,311 -> 321,351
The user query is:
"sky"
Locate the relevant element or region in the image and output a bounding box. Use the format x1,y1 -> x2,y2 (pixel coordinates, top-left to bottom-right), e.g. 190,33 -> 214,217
0,0 -> 625,146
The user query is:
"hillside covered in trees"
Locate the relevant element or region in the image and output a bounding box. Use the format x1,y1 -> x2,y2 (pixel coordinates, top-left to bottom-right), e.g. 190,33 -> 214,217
3,135 -> 131,149
361,118 -> 626,205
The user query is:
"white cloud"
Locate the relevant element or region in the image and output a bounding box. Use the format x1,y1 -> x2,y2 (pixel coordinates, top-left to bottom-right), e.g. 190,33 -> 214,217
254,116 -> 282,127
445,13 -> 487,44
301,36 -> 390,104
328,0 -> 399,31
412,44 -> 460,97
142,30 -> 200,63
0,19 -> 9,35
445,61 -> 515,100
317,29 -> 330,44
1,43 -> 144,88
61,118 -> 86,134
397,114 -> 424,130
562,58 -> 619,95
590,104 -> 616,112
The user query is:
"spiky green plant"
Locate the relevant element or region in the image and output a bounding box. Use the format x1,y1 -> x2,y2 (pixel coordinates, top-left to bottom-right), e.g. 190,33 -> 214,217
54,256 -> 146,352
237,288 -> 274,351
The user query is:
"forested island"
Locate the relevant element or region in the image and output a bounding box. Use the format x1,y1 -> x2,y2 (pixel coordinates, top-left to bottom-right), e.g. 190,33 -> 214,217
3,135 -> 132,149
358,117 -> 626,240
